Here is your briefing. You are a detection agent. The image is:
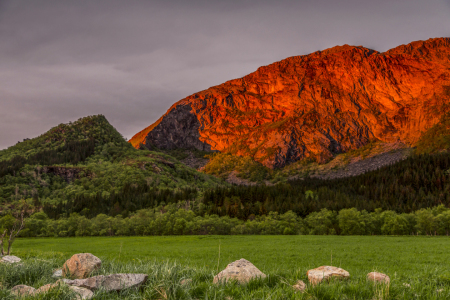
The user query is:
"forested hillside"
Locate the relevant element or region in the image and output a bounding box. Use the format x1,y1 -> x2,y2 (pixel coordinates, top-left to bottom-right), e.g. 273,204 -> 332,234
0,115 -> 224,217
203,152 -> 450,218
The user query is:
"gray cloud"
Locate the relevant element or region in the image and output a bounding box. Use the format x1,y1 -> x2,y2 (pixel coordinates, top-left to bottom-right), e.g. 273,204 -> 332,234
1,0 -> 449,149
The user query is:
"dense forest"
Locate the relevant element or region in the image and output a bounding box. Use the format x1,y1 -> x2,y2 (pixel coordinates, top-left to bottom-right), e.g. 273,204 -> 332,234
203,153 -> 450,219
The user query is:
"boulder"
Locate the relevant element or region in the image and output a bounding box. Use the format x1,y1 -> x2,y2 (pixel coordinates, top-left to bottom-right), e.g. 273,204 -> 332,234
1,255 -> 21,264
53,268 -> 63,278
213,258 -> 266,284
69,286 -> 94,300
292,280 -> 306,292
62,273 -> 148,292
60,276 -> 105,291
10,285 -> 36,297
102,273 -> 148,291
62,253 -> 101,279
367,272 -> 390,284
26,281 -> 93,300
307,266 -> 350,285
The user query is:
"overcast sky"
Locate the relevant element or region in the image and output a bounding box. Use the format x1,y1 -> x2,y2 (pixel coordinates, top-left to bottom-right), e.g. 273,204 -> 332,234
1,0 -> 449,149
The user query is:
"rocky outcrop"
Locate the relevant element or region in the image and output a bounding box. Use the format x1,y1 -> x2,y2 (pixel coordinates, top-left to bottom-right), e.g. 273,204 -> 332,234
131,38 -> 450,168
213,258 -> 266,284
42,166 -> 87,183
141,104 -> 213,151
62,253 -> 101,279
307,266 -> 350,285
367,272 -> 390,284
180,151 -> 209,169
311,147 -> 409,180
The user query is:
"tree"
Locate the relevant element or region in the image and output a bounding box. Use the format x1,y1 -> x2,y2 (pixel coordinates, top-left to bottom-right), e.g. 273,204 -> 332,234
0,211 -> 25,255
381,213 -> 409,235
304,209 -> 337,235
435,211 -> 450,235
415,209 -> 435,235
338,208 -> 365,235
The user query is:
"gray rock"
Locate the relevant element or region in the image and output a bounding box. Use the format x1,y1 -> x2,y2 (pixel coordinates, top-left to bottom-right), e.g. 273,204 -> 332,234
213,258 -> 266,284
145,103 -> 213,152
53,268 -> 63,278
367,272 -> 390,284
60,276 -> 105,291
63,273 -> 148,292
292,280 -> 306,292
69,286 -> 94,300
10,285 -> 36,297
102,273 -> 148,291
307,266 -> 350,285
28,281 -> 93,300
1,255 -> 21,264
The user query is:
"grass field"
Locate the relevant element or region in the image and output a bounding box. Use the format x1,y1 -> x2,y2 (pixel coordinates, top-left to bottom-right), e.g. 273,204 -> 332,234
2,236 -> 450,299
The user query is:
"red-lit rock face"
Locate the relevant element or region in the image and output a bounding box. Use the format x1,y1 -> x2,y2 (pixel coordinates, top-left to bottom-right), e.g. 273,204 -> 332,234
130,38 -> 450,168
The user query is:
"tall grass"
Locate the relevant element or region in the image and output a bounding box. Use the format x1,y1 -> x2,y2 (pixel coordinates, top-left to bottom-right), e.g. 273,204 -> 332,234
1,255 -> 449,299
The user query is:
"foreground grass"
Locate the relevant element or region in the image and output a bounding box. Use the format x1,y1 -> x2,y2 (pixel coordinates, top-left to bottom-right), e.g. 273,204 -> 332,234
2,236 -> 450,299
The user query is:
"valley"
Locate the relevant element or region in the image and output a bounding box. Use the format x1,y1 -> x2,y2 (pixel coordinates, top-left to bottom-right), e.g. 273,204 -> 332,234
2,1 -> 450,299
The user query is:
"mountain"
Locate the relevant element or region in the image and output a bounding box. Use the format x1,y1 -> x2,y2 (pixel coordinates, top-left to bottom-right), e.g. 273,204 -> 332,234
0,115 -> 224,217
130,38 -> 450,168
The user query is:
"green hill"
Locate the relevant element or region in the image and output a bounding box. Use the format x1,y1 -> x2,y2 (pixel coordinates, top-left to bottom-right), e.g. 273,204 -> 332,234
0,115 -> 224,218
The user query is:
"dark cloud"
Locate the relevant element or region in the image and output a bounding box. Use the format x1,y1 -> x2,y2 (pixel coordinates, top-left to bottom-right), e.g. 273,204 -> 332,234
1,0 -> 449,149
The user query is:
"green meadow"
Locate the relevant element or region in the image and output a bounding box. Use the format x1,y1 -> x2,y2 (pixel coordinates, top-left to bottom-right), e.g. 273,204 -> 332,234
2,236 -> 450,299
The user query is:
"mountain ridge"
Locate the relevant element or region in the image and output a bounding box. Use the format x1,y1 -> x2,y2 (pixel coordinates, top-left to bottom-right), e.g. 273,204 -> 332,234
131,37 -> 450,168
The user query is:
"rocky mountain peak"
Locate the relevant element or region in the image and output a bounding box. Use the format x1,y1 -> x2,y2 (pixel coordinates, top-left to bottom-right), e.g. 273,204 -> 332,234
130,37 -> 450,168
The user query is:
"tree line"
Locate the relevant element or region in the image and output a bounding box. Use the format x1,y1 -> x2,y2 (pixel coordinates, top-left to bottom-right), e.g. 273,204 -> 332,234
7,203 -> 450,237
